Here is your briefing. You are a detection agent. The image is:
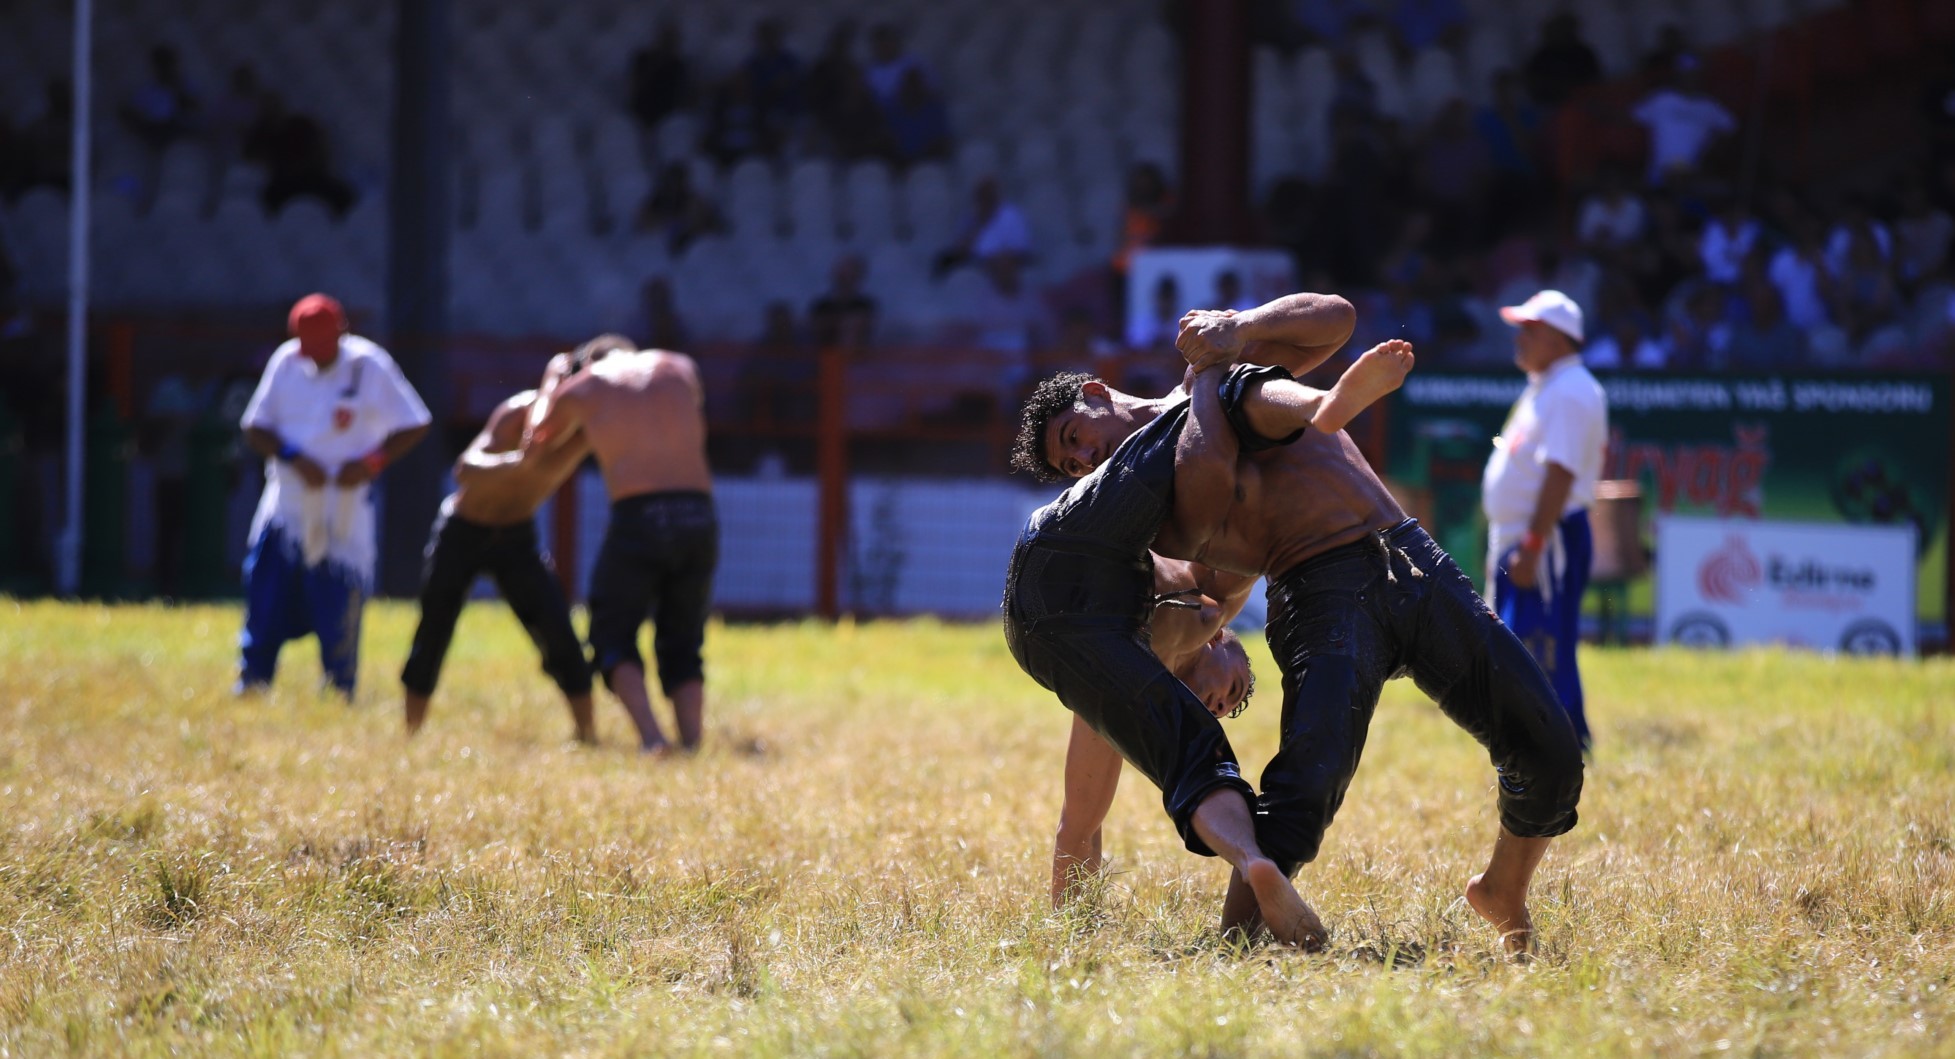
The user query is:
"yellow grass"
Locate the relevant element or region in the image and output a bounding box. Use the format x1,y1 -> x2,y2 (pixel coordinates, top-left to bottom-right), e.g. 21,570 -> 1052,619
1,599 -> 1952,1056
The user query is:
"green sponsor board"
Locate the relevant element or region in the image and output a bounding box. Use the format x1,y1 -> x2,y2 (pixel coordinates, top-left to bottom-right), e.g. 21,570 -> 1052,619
1383,373 -> 1951,630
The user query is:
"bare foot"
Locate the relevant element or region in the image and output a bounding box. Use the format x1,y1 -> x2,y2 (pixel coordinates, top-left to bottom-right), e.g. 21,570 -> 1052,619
404,692 -> 430,736
1244,858 -> 1329,951
1465,872 -> 1533,956
1313,340 -> 1415,432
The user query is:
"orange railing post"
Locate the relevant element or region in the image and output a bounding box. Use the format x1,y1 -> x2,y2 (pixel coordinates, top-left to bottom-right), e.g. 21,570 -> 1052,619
815,345 -> 847,619
107,321 -> 136,420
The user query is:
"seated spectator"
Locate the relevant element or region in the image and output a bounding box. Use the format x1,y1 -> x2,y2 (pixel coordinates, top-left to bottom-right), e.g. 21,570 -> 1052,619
808,254 -> 878,349
1415,100 -> 1491,251
201,65 -> 267,210
1328,51 -> 1380,123
883,67 -> 952,167
1475,70 -> 1544,223
1825,197 -> 1894,280
1213,270 -> 1258,313
253,100 -> 356,217
741,300 -> 816,425
629,19 -> 691,132
1390,0 -> 1467,52
702,70 -> 772,165
1698,197 -> 1760,286
1725,277 -> 1807,371
805,20 -> 868,154
1632,61 -> 1736,186
11,78 -> 72,197
1048,307 -> 1125,381
743,18 -> 805,143
1110,162 -> 1175,310
1834,225 -> 1903,349
1641,24 -> 1701,77
1288,0 -> 1370,47
1522,12 -> 1601,110
120,46 -> 201,154
1127,273 -> 1183,351
629,276 -> 689,350
1768,212 -> 1839,330
1576,167 -> 1648,252
1586,314 -> 1667,371
1628,192 -> 1703,305
634,162 -> 727,253
0,116 -> 16,200
1322,109 -> 1394,284
931,177 -> 1032,280
826,73 -> 895,162
1893,180 -> 1951,286
864,23 -> 929,106
1663,285 -> 1733,370
958,257 -> 1050,403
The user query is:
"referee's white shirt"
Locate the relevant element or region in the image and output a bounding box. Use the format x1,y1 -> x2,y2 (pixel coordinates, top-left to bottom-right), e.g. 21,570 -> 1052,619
240,335 -> 432,579
1481,355 -> 1608,559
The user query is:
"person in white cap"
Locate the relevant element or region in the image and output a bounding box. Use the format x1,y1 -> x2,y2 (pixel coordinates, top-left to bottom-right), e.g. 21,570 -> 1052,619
237,293 -> 431,697
1483,289 -> 1607,750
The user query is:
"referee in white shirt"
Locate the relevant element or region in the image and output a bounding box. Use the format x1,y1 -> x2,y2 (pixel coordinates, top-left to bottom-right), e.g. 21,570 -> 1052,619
1483,290 -> 1608,751
236,294 -> 431,696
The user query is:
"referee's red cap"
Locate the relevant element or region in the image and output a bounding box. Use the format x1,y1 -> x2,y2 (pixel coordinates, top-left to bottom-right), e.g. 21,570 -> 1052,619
288,293 -> 346,340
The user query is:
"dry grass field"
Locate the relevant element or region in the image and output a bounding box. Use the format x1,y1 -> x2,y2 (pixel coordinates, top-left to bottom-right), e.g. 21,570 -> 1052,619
1,599 -> 1952,1056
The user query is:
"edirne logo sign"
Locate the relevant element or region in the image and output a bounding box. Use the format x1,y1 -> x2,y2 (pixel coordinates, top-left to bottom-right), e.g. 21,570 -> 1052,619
1696,536 -> 1881,604
1658,517 -> 1916,656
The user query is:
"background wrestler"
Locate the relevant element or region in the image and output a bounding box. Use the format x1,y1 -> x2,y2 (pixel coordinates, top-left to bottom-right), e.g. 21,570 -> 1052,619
401,337 -> 629,742
469,339 -> 717,755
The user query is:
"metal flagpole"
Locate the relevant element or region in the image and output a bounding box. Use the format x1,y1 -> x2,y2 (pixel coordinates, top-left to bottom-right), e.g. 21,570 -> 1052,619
58,0 -> 93,595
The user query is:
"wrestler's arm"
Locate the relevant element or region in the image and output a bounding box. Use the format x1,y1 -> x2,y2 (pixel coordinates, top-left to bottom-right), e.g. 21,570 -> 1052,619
1238,340 -> 1414,439
1052,714 -> 1123,907
459,379 -> 588,474
452,392 -> 532,484
1160,366 -> 1241,561
1149,556 -> 1255,664
1178,293 -> 1356,375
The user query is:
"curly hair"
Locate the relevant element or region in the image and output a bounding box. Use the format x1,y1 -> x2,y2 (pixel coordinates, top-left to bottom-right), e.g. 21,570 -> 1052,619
1010,370 -> 1100,483
1214,627 -> 1256,719
566,332 -> 636,374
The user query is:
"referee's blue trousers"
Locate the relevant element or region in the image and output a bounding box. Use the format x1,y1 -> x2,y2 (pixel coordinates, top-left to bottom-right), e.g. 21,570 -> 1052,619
238,523 -> 365,695
1493,508 -> 1592,751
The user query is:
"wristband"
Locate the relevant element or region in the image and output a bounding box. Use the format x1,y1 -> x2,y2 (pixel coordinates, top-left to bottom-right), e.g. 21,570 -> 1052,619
362,451 -> 389,476
276,442 -> 302,462
1521,530 -> 1545,554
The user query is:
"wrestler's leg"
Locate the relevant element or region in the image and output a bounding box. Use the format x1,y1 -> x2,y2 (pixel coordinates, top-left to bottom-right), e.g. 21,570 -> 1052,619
587,530 -> 668,752
1035,629 -> 1326,949
1404,533 -> 1583,955
491,531 -> 597,744
1189,789 -> 1328,951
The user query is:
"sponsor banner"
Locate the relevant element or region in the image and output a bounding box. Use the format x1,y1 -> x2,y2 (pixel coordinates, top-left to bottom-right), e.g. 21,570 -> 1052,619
1654,517 -> 1917,655
1384,372 -> 1951,629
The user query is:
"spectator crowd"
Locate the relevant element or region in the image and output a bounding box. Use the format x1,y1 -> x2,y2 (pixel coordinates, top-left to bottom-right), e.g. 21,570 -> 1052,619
1254,6 -> 1955,373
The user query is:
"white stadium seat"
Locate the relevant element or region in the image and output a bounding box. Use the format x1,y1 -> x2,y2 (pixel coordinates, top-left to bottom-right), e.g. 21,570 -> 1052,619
785,159 -> 839,243
725,159 -> 783,240
839,161 -> 897,246
1406,47 -> 1465,125
897,163 -> 957,247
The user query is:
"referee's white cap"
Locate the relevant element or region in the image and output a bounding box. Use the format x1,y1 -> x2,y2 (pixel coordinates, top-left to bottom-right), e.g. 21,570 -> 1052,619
1499,289 -> 1584,344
